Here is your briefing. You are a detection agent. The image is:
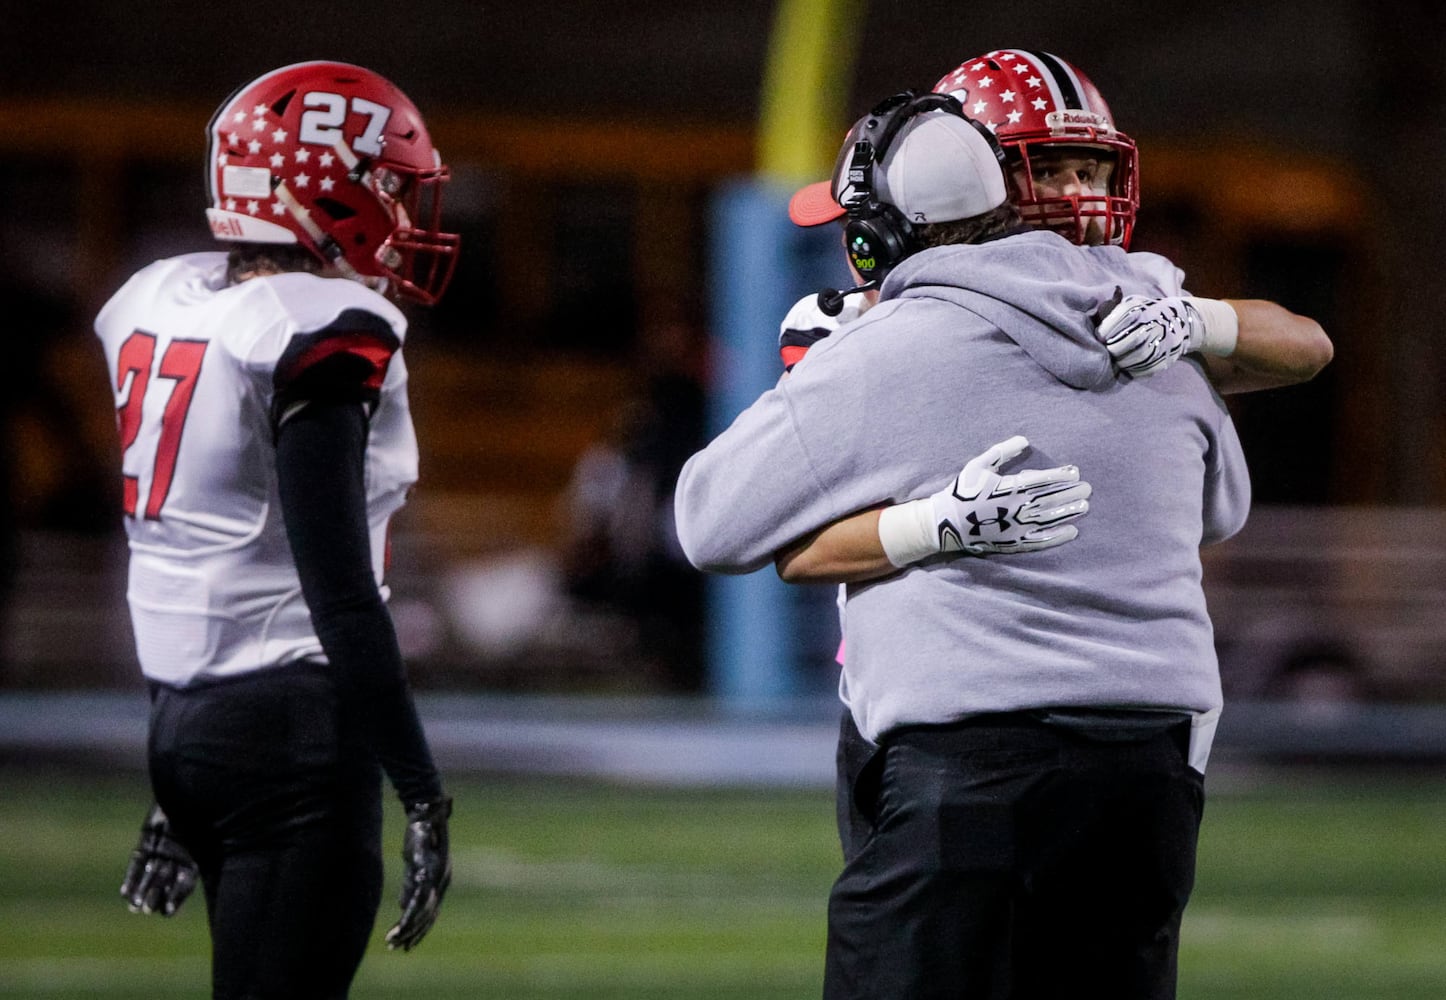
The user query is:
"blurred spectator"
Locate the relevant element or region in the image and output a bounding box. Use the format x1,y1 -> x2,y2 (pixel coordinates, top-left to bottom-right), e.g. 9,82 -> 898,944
561,317 -> 708,691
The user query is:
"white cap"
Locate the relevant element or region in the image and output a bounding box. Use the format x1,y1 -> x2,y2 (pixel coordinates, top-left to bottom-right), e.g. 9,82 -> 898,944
790,108 -> 1010,227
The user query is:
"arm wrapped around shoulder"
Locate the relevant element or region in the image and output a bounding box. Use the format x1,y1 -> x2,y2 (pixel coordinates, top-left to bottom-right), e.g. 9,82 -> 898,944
1096,295 -> 1238,378
877,436 -> 1091,566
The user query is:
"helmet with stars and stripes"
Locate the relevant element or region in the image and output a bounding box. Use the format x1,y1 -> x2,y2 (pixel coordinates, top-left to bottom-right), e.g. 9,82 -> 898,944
205,61 -> 459,304
933,50 -> 1138,249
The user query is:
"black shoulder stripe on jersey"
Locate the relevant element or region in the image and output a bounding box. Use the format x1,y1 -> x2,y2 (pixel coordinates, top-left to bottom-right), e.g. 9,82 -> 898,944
289,307 -> 400,353
272,308 -> 402,425
1025,50 -> 1083,110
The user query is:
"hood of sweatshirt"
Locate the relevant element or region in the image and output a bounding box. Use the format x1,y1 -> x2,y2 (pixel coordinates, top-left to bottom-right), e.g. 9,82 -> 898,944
878,229 -> 1180,391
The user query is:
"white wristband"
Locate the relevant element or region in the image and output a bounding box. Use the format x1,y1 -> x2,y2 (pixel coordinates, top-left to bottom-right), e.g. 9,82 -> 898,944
877,497 -> 939,568
1190,297 -> 1239,357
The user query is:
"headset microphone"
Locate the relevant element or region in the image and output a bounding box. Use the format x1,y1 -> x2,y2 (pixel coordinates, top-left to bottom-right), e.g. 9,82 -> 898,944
816,280 -> 879,317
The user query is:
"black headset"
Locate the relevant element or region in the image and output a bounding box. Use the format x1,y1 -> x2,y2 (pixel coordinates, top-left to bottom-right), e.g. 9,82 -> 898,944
839,90 -> 1007,283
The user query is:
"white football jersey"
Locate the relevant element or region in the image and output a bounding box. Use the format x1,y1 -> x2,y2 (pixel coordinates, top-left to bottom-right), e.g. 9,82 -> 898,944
94,251 -> 418,686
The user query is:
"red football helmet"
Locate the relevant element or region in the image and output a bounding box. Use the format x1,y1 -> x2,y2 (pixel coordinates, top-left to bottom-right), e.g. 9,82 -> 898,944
205,61 -> 459,304
933,50 -> 1138,248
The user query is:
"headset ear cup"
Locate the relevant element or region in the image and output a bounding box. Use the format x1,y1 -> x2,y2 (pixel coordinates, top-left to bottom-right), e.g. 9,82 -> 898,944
844,207 -> 916,282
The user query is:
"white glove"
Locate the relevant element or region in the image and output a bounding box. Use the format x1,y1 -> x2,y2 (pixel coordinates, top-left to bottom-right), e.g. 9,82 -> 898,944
778,292 -> 866,372
877,436 -> 1092,567
1097,294 -> 1238,377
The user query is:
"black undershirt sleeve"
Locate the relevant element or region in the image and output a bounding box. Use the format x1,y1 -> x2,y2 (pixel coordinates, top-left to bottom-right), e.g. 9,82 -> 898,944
274,397 -> 443,805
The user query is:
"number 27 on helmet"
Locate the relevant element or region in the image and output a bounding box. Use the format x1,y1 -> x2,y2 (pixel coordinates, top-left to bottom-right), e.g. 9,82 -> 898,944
205,61 -> 460,304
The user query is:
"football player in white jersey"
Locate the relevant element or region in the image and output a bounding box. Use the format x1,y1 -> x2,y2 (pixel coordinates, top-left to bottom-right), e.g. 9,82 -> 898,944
98,61 -> 459,998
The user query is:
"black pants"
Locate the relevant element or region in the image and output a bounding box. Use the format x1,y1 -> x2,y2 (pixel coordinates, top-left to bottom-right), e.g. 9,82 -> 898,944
825,710 -> 1204,1000
834,709 -> 886,865
148,662 -> 383,1000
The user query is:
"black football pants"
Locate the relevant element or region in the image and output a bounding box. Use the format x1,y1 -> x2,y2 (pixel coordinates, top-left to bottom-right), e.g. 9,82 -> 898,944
148,662 -> 383,1000
825,709 -> 1204,1000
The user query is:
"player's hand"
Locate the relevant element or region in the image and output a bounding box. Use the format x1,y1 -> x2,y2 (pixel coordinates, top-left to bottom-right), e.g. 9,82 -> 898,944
942,433 -> 1087,554
119,803 -> 198,917
879,437 -> 1091,566
778,292 -> 865,372
386,796 -> 453,951
1096,294 -> 1207,377
932,436 -> 1091,556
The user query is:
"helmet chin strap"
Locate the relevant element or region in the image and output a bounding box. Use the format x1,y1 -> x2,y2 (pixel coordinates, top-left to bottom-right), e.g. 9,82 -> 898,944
271,181 -> 389,292
328,133 -> 364,176
356,273 -> 391,296
269,138 -> 404,296
325,139 -> 398,296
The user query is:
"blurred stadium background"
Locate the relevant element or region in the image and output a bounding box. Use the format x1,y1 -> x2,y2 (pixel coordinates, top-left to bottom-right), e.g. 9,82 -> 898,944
3,1 -> 1446,995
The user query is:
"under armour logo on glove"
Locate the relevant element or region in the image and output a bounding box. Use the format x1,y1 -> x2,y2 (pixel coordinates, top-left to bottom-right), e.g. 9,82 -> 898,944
961,507 -> 1014,538
935,436 -> 1092,556
878,436 -> 1094,566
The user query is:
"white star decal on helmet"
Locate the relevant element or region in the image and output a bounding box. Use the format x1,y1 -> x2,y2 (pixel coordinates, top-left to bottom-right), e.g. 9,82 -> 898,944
272,200 -> 287,216
251,118 -> 266,132
294,149 -> 310,163
1000,90 -> 1016,102
978,76 -> 994,88
973,100 -> 988,114
248,140 -> 262,154
294,173 -> 311,189
319,176 -> 335,192
1032,97 -> 1049,110
1026,75 -> 1042,88
270,153 -> 284,167
246,200 -> 259,215
232,111 -> 246,124
271,129 -> 288,143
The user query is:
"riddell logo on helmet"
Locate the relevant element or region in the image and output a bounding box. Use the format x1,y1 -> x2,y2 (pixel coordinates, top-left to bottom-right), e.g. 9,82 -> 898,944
209,214 -> 247,239
1045,110 -> 1115,135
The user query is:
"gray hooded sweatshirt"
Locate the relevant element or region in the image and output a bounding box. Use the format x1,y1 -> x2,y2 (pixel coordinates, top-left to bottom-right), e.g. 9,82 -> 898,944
675,229 -> 1250,742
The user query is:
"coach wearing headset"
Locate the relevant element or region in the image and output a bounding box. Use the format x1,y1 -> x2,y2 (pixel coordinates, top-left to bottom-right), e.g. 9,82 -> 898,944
674,92 -> 1250,1000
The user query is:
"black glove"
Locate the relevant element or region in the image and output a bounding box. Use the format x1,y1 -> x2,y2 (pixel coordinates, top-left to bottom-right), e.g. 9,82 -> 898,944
385,796 -> 453,951
119,803 -> 199,917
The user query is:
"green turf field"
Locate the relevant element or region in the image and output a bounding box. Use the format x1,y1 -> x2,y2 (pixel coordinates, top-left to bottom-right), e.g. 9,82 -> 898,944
1,765 -> 1444,998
